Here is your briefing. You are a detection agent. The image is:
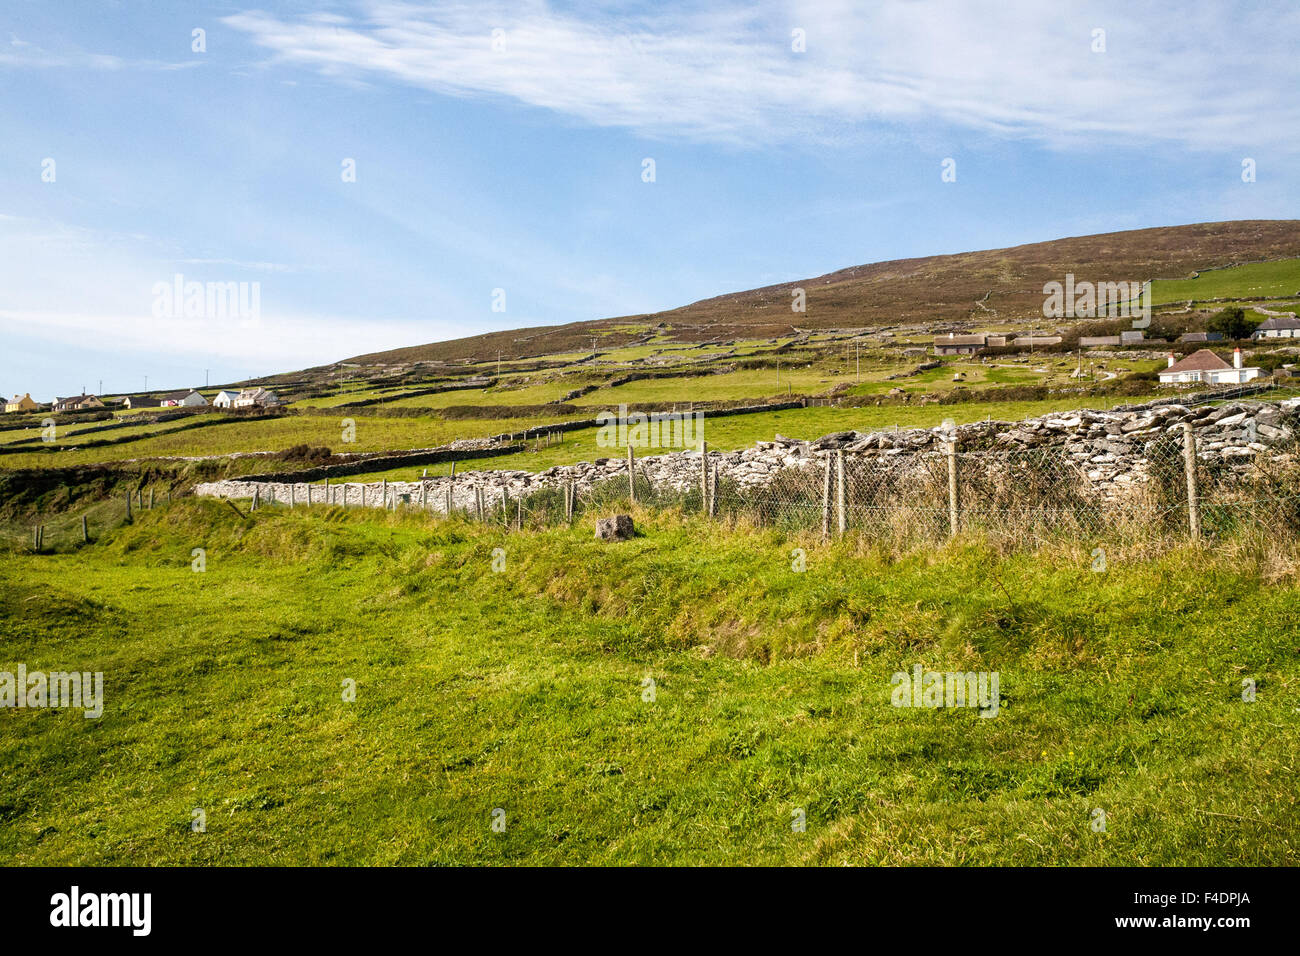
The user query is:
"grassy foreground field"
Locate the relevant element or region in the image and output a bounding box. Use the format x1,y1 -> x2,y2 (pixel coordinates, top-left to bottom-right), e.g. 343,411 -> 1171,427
2,500 -> 1297,865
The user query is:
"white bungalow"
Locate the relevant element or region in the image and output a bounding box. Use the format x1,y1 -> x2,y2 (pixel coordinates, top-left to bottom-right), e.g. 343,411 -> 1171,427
1158,348 -> 1262,386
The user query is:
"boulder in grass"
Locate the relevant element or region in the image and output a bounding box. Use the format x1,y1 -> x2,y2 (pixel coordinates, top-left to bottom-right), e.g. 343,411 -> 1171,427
595,514 -> 635,541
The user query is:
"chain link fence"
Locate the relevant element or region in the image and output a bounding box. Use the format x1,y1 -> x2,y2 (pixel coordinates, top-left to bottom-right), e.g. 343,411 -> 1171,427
426,426 -> 1300,547
213,421 -> 1300,548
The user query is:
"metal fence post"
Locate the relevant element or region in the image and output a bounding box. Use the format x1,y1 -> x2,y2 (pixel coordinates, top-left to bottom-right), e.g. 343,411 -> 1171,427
947,438 -> 959,538
1183,421 -> 1201,541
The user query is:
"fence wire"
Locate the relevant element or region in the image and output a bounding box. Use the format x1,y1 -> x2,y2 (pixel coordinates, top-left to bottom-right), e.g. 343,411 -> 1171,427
222,426 -> 1300,549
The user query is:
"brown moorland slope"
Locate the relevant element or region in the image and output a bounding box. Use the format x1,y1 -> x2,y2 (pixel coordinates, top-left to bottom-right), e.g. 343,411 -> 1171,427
341,220 -> 1300,366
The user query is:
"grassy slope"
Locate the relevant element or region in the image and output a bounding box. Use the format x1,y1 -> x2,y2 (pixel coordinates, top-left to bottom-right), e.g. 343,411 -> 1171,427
334,221 -> 1300,364
352,393 -> 1161,481
1149,258 -> 1300,305
0,415 -> 541,470
2,501 -> 1296,865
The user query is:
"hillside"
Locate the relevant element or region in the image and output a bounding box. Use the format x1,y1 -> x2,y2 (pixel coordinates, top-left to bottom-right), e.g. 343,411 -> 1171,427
341,219 -> 1300,366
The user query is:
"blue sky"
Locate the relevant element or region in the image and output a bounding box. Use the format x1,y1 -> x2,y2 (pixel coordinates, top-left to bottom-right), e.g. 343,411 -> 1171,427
2,0 -> 1298,400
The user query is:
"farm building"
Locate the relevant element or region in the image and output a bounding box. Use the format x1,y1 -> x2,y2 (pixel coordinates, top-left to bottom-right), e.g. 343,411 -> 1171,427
233,387 -> 281,408
1158,348 -> 1262,385
122,395 -> 162,409
213,389 -> 240,408
160,389 -> 208,408
1178,332 -> 1225,343
1252,316 -> 1300,339
4,393 -> 39,413
51,394 -> 105,412
933,333 -> 987,355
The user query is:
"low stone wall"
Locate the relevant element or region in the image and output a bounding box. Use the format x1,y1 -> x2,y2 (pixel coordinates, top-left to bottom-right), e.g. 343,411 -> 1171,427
193,398 -> 1300,512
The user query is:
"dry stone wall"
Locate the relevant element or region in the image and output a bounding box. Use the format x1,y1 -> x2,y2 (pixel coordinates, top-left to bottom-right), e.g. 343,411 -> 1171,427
194,398 -> 1300,512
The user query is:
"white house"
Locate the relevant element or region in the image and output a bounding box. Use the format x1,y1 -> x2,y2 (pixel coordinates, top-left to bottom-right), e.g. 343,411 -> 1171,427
1252,316 -> 1300,339
213,389 -> 240,408
1158,348 -> 1262,386
160,389 -> 208,408
233,387 -> 281,408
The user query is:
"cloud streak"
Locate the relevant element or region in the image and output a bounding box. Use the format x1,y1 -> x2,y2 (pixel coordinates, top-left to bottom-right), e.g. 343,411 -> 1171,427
222,0 -> 1300,149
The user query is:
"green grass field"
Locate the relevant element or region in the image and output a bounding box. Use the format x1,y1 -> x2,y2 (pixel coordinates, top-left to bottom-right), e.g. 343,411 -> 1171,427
0,414 -> 541,470
1,501 -> 1296,864
351,393 -> 1161,482
1148,258 -> 1300,305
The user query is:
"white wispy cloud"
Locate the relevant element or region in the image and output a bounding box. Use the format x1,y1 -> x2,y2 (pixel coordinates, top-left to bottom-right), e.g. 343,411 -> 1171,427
221,0 -> 1300,149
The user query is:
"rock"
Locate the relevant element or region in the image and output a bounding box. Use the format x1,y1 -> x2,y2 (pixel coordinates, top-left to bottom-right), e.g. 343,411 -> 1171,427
595,514 -> 635,541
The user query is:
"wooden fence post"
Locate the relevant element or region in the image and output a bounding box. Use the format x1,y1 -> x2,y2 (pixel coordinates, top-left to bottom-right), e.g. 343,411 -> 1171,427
836,449 -> 847,535
946,438 -> 960,539
700,441 -> 709,515
565,481 -> 575,522
1183,421 -> 1201,541
81,514 -> 89,544
822,453 -> 833,539
33,525 -> 40,552
500,487 -> 508,522
445,486 -> 452,515
627,444 -> 636,503
381,479 -> 387,511
252,487 -> 259,511
148,488 -> 154,510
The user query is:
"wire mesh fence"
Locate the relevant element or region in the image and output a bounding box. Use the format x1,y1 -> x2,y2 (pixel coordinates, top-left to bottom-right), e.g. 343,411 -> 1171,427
418,426 -> 1300,548
188,418 -> 1300,550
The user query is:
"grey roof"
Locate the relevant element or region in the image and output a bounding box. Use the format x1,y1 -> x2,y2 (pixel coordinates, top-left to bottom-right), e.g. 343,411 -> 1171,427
1254,316 -> 1300,330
